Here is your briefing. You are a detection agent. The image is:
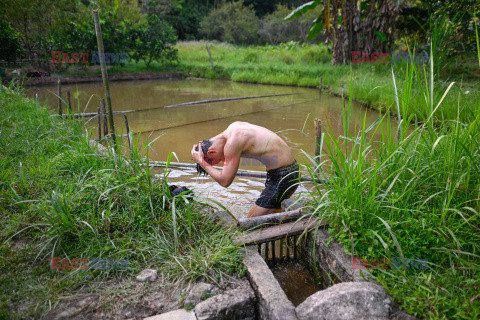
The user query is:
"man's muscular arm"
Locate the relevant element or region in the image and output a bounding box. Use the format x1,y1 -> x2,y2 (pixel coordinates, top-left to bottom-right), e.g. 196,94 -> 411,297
191,137 -> 242,187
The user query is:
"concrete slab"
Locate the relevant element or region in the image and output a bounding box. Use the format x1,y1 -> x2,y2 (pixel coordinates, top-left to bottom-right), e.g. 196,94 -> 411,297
144,309 -> 197,320
242,246 -> 298,320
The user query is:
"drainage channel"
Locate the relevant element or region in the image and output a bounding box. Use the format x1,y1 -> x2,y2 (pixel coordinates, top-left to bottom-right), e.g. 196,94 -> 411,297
237,205 -> 420,320
239,216 -> 327,320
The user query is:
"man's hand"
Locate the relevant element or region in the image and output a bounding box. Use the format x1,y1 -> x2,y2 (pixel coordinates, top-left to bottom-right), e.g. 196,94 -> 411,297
191,142 -> 207,166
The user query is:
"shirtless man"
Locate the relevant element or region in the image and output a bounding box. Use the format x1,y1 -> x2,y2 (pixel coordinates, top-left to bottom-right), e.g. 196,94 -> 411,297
191,121 -> 300,218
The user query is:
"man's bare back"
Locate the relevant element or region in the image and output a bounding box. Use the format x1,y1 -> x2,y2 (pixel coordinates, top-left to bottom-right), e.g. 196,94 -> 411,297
191,121 -> 299,218
219,121 -> 295,170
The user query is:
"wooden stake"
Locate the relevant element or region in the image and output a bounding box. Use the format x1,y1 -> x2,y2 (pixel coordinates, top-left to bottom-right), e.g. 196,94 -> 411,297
286,237 -> 290,260
206,44 -> 214,68
279,238 -> 284,261
123,114 -> 132,154
67,91 -> 72,114
292,236 -> 297,260
314,118 -> 322,173
97,107 -> 102,140
101,99 -> 108,139
265,241 -> 269,263
57,78 -> 62,116
93,9 -> 117,151
272,240 -> 276,264
319,76 -> 322,93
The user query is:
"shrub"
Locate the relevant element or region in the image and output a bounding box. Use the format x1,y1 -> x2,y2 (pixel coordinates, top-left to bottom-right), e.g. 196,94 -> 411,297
298,44 -> 331,64
199,1 -> 260,45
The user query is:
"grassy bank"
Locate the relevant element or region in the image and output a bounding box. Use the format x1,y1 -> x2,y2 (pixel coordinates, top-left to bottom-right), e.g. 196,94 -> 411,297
0,85 -> 242,318
297,46 -> 480,319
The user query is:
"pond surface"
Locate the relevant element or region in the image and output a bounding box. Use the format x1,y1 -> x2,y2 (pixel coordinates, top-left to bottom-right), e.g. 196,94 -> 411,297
27,79 -> 391,218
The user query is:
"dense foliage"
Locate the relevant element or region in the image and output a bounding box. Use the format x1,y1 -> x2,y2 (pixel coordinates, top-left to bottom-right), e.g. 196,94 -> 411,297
1,0 -> 478,66
0,18 -> 23,64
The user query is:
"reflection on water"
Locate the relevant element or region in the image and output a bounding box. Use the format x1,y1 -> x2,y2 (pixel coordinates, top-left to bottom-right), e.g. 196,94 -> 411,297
271,261 -> 322,306
27,79 -> 395,216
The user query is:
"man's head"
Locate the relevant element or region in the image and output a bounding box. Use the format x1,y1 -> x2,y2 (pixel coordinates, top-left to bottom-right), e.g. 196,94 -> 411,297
200,139 -> 213,163
195,138 -> 225,175
201,138 -> 226,165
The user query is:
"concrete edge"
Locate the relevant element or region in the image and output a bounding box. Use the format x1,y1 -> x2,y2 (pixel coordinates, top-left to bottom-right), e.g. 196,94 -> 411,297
242,246 -> 298,320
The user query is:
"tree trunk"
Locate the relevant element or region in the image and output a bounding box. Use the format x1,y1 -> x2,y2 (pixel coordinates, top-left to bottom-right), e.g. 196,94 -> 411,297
331,0 -> 400,65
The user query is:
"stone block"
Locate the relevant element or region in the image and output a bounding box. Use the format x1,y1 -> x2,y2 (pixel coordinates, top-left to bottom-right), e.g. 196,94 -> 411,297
185,282 -> 219,307
296,282 -> 394,320
194,286 -> 256,320
144,309 -> 196,320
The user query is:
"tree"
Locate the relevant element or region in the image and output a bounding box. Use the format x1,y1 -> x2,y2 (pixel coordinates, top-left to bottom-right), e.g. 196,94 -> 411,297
258,4 -> 324,44
1,0 -> 144,66
286,0 -> 400,65
200,0 -> 260,44
129,14 -> 178,67
0,18 -> 23,64
144,0 -> 209,40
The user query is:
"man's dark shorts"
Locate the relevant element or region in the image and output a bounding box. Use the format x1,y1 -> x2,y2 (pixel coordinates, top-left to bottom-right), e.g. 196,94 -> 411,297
255,161 -> 300,209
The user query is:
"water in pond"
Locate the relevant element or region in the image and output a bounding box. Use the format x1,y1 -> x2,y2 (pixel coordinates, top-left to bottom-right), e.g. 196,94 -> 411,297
27,79 -> 394,218
271,261 -> 322,307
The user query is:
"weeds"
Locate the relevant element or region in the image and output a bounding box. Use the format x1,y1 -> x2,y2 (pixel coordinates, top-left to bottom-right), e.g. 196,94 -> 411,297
299,35 -> 480,319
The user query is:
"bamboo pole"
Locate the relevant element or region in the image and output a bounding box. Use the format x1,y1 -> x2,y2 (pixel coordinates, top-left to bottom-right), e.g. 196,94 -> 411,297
57,78 -> 62,116
93,9 -> 117,151
55,94 -> 297,118
53,110 -> 133,118
142,93 -> 299,112
150,161 -> 329,184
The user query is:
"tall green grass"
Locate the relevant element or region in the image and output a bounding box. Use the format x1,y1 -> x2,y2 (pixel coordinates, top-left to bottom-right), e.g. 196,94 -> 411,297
298,34 -> 480,319
0,84 -> 242,318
